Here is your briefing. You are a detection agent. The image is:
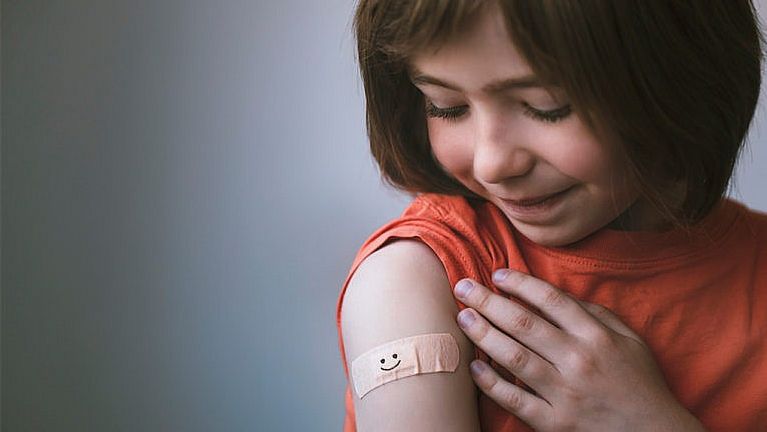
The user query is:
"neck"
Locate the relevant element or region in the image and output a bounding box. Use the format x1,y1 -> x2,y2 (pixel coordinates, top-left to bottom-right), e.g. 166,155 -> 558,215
607,182 -> 686,232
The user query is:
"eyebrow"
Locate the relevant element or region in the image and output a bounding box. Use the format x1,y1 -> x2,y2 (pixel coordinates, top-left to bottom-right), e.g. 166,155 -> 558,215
409,69 -> 546,93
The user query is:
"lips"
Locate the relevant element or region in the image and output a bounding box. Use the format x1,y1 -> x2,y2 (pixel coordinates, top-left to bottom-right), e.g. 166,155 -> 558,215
500,188 -> 571,206
495,186 -> 574,221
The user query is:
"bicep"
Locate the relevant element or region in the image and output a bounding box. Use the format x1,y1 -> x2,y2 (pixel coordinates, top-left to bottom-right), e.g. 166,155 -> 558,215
340,240 -> 480,432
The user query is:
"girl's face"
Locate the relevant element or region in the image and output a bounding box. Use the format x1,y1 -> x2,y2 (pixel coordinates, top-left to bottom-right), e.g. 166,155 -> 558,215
409,5 -> 662,247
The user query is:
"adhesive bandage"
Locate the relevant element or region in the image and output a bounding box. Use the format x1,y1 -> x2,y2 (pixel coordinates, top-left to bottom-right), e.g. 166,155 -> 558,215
350,333 -> 460,399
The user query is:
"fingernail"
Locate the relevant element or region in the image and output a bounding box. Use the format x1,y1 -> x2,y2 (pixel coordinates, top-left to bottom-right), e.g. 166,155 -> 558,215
457,309 -> 475,328
455,280 -> 473,298
470,360 -> 486,375
492,269 -> 510,283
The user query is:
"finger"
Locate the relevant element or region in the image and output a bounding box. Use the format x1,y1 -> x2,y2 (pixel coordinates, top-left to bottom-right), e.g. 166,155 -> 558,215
577,300 -> 642,341
457,308 -> 562,397
454,278 -> 572,362
490,269 -> 603,339
469,359 -> 553,431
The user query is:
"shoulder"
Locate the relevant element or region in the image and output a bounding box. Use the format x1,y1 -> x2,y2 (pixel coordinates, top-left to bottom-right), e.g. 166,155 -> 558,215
340,239 -> 480,431
740,202 -> 767,231
341,239 -> 462,353
406,193 -> 484,220
723,198 -> 767,240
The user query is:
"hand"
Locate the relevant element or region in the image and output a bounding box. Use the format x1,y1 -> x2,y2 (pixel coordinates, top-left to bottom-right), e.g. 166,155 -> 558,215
453,269 -> 706,432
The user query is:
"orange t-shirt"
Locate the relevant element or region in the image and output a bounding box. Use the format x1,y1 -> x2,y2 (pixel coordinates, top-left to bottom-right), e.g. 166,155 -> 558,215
336,193 -> 767,431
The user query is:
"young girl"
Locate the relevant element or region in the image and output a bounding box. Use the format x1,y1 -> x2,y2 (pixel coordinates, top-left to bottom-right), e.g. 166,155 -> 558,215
336,1 -> 767,430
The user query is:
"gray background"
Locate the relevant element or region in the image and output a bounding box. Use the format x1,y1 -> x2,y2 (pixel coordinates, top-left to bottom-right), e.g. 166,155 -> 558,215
2,1 -> 766,431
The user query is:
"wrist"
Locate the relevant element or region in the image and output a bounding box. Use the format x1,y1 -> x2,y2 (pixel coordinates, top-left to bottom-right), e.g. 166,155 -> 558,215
678,411 -> 706,432
638,397 -> 706,432
656,404 -> 707,432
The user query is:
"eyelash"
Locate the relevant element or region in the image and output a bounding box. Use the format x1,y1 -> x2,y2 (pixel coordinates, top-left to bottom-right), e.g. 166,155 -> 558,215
424,100 -> 572,123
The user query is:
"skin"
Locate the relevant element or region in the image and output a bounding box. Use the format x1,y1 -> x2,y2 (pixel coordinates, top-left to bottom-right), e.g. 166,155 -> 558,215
454,271 -> 706,431
409,3 -> 672,247
408,3 -> 705,431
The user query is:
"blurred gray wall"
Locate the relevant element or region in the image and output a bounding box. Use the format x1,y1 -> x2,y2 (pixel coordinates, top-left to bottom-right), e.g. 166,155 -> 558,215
2,1 -> 766,431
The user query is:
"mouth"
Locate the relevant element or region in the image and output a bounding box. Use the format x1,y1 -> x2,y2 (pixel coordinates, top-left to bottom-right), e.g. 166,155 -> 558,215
380,360 -> 401,371
498,186 -> 574,217
501,188 -> 572,206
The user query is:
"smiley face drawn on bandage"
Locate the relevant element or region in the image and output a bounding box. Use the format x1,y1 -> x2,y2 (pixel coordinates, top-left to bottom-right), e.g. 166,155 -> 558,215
379,353 -> 401,371
351,333 -> 460,399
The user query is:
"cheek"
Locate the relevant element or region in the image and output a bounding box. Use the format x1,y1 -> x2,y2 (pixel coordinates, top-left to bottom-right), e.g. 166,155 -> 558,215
426,119 -> 474,178
427,115 -> 632,196
551,133 -> 638,202
544,126 -> 620,183
553,143 -> 608,180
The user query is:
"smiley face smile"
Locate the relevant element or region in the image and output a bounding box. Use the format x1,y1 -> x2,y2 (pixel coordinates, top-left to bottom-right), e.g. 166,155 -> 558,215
380,360 -> 401,371
379,353 -> 401,371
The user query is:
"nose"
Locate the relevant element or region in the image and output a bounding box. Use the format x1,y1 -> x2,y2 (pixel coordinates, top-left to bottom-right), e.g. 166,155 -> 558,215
472,111 -> 534,184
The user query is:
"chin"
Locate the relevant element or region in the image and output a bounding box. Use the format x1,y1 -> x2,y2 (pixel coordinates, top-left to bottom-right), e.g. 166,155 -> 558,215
515,224 -> 593,248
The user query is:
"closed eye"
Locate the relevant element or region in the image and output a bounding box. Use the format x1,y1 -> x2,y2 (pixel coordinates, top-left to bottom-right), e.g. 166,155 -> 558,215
424,100 -> 571,124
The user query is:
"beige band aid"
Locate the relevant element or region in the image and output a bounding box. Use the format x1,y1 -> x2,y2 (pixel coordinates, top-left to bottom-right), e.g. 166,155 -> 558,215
351,333 -> 460,399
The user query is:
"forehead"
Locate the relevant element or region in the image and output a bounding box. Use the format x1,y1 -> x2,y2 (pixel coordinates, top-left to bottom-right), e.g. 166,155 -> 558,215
406,5 -> 546,95
408,66 -> 549,95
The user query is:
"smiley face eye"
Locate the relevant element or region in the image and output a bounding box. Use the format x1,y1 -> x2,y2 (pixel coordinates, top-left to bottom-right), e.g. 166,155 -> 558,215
380,354 -> 398,364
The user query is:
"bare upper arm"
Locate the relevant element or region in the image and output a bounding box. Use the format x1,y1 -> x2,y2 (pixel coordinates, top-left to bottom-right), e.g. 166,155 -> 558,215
340,240 -> 480,432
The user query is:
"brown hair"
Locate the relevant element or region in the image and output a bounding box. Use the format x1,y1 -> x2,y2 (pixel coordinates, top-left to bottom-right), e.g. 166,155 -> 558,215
353,0 -> 765,226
